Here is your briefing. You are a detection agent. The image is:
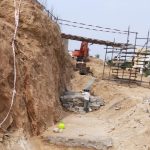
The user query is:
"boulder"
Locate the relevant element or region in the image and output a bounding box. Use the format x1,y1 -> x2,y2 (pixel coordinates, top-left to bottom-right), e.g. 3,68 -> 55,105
60,91 -> 105,112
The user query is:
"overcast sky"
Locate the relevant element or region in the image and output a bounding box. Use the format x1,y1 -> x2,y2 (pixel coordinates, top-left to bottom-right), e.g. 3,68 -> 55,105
39,0 -> 150,58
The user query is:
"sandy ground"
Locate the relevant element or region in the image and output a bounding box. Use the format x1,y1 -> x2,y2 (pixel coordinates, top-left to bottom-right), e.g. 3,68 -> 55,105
41,57 -> 150,150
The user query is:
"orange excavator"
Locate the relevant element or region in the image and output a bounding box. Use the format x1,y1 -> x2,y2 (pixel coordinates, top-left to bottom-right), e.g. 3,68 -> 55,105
72,41 -> 89,61
72,41 -> 90,75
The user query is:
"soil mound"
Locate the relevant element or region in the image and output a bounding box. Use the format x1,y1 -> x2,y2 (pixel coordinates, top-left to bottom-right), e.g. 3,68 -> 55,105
0,0 -> 71,135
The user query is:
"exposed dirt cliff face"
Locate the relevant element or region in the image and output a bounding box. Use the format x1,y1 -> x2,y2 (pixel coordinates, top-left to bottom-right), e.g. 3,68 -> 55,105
0,0 -> 71,135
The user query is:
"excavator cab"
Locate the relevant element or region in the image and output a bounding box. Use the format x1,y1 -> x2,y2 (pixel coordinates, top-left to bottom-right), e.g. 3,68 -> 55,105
72,41 -> 89,61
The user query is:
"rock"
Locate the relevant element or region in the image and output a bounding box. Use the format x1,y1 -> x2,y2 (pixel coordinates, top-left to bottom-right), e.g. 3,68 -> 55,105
143,98 -> 150,105
115,106 -> 121,110
110,126 -> 115,131
89,108 -> 92,112
60,91 -> 105,112
46,136 -> 113,150
53,128 -> 64,133
53,128 -> 60,133
78,134 -> 85,137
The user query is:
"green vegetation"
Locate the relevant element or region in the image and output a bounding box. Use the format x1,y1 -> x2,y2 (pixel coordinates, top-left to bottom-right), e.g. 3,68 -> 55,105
144,62 -> 150,77
144,69 -> 150,77
106,59 -> 133,69
95,54 -> 100,59
120,62 -> 133,69
107,60 -> 114,66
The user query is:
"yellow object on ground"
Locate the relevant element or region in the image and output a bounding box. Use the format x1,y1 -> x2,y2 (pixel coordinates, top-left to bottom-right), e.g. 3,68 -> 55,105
58,122 -> 65,129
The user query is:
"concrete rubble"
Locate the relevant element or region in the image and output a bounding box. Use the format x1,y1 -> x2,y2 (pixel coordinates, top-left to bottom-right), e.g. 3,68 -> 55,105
45,136 -> 113,150
60,91 -> 105,112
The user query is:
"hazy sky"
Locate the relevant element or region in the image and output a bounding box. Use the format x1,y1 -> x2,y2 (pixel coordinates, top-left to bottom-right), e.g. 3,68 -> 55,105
39,0 -> 150,58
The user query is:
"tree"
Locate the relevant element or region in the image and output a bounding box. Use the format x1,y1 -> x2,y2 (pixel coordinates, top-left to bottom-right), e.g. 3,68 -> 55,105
95,54 -> 100,59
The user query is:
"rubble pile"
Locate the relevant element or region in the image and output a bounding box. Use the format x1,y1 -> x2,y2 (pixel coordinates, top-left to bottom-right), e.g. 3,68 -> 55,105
60,91 -> 105,112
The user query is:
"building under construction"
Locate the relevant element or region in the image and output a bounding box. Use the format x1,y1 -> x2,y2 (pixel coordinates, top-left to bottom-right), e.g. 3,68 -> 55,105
102,30 -> 150,88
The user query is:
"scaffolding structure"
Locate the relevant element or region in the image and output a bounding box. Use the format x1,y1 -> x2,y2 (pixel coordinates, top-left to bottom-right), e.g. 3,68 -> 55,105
102,29 -> 150,88
37,0 -> 150,88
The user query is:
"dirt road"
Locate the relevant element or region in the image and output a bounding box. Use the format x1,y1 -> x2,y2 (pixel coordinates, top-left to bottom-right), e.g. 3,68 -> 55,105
42,57 -> 150,150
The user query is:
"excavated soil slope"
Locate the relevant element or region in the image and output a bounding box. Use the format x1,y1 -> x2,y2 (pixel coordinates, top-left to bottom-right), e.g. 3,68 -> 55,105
0,0 -> 71,135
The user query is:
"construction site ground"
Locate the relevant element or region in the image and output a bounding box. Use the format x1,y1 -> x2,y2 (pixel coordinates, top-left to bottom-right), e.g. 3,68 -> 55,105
1,1 -> 150,150
1,57 -> 150,150
35,57 -> 150,150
